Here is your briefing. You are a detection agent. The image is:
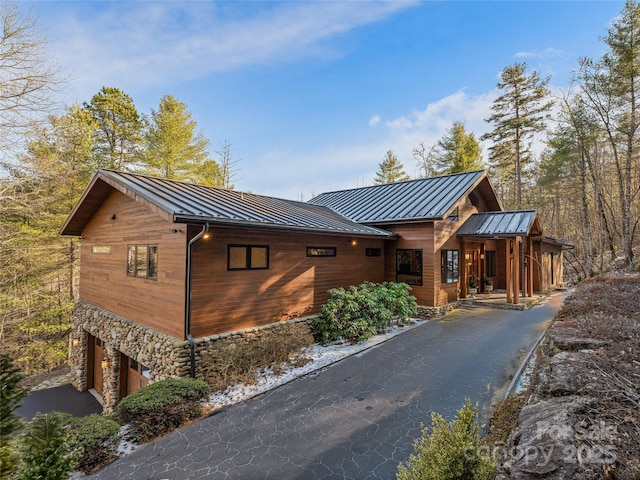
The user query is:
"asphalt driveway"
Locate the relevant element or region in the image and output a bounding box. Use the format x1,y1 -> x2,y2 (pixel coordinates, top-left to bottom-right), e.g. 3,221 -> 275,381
89,294 -> 562,480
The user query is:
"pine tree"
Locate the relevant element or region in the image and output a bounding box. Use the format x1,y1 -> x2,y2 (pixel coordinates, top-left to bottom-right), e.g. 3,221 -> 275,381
16,412 -> 77,480
434,122 -> 483,175
374,150 -> 410,184
0,355 -> 28,479
482,62 -> 553,209
144,94 -> 212,181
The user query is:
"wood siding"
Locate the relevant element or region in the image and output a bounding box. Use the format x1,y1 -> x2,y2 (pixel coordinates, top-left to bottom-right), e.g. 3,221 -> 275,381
190,226 -> 386,337
78,191 -> 187,338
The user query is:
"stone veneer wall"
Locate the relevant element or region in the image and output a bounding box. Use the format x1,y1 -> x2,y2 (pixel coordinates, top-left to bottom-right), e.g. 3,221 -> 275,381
415,302 -> 459,319
69,301 -> 314,415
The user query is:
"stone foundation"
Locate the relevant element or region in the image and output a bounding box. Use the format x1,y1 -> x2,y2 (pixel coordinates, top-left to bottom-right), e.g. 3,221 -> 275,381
415,302 -> 459,319
69,302 -> 313,415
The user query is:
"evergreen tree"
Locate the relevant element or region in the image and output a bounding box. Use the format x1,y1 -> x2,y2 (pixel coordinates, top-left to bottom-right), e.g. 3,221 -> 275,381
434,122 -> 483,175
0,354 -> 27,479
83,86 -> 143,171
16,412 -> 77,480
144,94 -> 212,181
482,62 -> 553,209
374,150 -> 410,184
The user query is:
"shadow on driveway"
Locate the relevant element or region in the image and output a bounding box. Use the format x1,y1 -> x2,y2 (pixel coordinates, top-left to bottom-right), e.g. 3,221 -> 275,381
16,384 -> 102,420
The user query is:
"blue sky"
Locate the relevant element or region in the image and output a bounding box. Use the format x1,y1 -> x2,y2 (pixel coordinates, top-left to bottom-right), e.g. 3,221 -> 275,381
29,1 -> 625,200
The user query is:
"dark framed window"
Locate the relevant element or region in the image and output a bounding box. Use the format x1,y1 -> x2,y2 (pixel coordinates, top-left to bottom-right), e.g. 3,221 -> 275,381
127,245 -> 158,280
441,249 -> 459,284
396,249 -> 422,286
228,245 -> 269,270
306,247 -> 336,257
485,250 -> 496,277
446,207 -> 459,222
366,248 -> 381,257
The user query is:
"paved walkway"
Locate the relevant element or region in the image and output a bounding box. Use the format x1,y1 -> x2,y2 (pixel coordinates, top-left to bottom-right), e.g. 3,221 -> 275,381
89,294 -> 563,480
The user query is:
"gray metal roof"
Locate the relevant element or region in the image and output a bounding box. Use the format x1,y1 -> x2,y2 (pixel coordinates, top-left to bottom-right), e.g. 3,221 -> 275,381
60,170 -> 395,238
308,170 -> 487,223
456,210 -> 540,237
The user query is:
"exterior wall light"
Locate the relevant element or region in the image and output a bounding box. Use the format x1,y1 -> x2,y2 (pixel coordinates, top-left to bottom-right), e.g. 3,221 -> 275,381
101,360 -> 111,370
72,339 -> 81,347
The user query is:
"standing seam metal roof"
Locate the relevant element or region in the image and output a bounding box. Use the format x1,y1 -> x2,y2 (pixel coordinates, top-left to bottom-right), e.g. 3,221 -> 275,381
308,170 -> 486,223
62,170 -> 395,237
456,210 -> 539,237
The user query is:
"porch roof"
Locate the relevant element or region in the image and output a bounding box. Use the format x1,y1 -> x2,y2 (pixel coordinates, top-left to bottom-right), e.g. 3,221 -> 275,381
456,210 -> 542,238
60,170 -> 396,238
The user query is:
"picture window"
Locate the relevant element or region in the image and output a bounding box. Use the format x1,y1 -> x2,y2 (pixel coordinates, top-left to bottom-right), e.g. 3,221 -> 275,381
441,249 -> 459,284
397,249 -> 422,286
228,245 -> 269,270
127,245 -> 158,280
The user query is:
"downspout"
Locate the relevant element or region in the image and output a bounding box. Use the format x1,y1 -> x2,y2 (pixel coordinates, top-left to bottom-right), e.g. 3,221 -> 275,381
185,223 -> 209,378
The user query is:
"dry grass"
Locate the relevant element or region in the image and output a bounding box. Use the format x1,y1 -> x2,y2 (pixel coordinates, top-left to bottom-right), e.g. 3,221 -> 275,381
199,323 -> 315,392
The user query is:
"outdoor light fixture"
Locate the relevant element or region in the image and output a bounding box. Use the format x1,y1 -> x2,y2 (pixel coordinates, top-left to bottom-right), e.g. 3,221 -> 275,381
203,233 -> 211,240
72,339 -> 81,347
351,240 -> 357,246
101,360 -> 110,370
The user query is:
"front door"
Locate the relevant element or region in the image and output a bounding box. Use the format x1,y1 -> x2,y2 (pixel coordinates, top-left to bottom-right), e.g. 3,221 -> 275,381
465,250 -> 480,287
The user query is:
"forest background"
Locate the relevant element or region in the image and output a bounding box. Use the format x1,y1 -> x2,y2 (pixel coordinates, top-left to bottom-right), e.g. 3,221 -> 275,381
2,1 -> 640,374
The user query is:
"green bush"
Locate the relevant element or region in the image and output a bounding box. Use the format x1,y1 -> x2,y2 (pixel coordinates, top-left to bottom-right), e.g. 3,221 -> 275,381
117,378 -> 211,443
68,414 -> 121,473
16,412 -> 77,480
312,282 -> 417,345
0,354 -> 28,479
397,399 -> 497,480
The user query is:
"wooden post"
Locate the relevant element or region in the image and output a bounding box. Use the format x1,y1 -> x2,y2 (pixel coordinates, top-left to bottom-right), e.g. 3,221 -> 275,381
514,236 -> 521,304
461,239 -> 467,298
480,242 -> 486,293
505,239 -> 512,304
527,236 -> 534,297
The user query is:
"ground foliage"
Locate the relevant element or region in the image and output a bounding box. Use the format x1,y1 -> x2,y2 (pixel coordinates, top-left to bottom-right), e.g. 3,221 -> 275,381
313,281 -> 418,345
397,399 -> 497,480
496,274 -> 640,479
117,378 -> 211,443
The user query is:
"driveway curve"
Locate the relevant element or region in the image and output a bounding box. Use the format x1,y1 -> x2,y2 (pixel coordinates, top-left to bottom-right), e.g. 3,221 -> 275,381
89,294 -> 562,480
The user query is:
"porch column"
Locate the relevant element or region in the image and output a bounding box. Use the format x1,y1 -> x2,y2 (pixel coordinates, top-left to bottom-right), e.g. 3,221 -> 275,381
505,238 -> 512,303
527,236 -> 534,297
480,242 -> 486,293
461,239 -> 467,298
513,237 -> 521,304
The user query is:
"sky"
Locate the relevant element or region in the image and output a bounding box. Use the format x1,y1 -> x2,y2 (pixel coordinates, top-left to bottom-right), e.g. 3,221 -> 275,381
27,0 -> 626,200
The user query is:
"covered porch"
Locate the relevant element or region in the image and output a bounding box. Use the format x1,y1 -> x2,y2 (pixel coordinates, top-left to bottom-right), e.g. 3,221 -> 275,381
456,210 -> 543,306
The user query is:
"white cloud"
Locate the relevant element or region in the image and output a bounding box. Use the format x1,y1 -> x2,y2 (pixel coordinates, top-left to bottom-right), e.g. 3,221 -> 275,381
43,1 -> 417,99
249,89 -> 499,199
515,47 -> 564,59
368,115 -> 381,127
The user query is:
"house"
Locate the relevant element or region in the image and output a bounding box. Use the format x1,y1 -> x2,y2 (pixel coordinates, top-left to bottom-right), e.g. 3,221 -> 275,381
60,169 -> 566,413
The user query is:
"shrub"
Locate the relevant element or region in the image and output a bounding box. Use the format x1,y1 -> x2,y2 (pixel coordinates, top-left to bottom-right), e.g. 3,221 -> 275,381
68,414 -> 121,473
0,354 -> 28,479
313,282 -> 417,345
396,399 -> 497,480
16,412 -> 77,480
117,378 -> 211,442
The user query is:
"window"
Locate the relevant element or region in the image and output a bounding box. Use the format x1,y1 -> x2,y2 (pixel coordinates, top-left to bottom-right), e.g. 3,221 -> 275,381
92,245 -> 111,254
366,248 -> 381,257
397,249 -> 422,286
441,249 -> 459,284
485,250 -> 496,277
306,247 -> 336,257
127,245 -> 158,280
228,245 -> 269,270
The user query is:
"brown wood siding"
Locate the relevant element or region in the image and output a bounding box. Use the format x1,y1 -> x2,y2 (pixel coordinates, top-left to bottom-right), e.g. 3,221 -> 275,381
78,191 -> 187,338
382,223 -> 435,306
190,226 -> 386,337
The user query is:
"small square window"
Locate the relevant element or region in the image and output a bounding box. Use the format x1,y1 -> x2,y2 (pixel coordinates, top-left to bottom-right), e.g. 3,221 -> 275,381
366,248 -> 381,257
127,245 -> 158,280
